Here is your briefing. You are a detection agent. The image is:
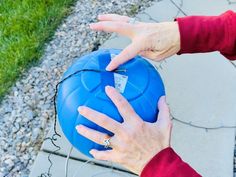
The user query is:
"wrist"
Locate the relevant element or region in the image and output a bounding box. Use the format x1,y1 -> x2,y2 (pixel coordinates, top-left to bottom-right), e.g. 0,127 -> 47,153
136,145 -> 171,175
172,21 -> 181,54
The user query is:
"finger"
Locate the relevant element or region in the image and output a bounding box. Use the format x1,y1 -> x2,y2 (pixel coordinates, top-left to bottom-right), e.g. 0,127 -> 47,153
90,149 -> 114,162
156,96 -> 171,126
105,86 -> 140,122
76,125 -> 112,146
106,42 -> 141,71
89,21 -> 133,37
98,14 -> 130,22
78,106 -> 121,133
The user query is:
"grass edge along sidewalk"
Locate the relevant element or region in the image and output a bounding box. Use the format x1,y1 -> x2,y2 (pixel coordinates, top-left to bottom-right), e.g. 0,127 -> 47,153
0,0 -> 75,102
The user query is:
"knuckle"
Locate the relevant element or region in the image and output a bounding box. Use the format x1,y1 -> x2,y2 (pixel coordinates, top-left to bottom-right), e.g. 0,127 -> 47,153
98,136 -> 105,144
100,118 -> 107,125
113,124 -> 122,134
116,94 -> 123,102
117,96 -> 126,106
99,114 -> 108,124
129,118 -> 144,130
125,121 -> 145,137
123,50 -> 132,59
128,107 -> 136,116
135,119 -> 145,129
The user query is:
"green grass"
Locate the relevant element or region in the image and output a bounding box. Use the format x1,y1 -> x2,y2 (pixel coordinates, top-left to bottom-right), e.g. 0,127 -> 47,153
128,4 -> 140,16
0,0 -> 75,101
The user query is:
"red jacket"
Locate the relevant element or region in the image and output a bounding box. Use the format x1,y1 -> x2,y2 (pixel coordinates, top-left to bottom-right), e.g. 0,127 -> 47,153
140,10 -> 236,177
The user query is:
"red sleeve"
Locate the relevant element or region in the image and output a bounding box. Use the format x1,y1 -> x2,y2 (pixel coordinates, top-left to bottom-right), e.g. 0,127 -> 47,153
140,147 -> 201,177
176,10 -> 236,60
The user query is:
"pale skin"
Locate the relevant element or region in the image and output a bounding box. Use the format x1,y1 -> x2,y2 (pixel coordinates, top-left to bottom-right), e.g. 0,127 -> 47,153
75,14 -> 181,175
89,14 -> 180,71
76,86 -> 172,175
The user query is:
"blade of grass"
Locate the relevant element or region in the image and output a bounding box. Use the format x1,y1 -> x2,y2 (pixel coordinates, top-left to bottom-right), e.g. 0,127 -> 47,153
0,0 -> 76,101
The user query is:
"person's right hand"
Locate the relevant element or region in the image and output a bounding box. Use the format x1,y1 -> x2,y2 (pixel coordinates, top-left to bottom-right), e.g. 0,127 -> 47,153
89,14 -> 181,71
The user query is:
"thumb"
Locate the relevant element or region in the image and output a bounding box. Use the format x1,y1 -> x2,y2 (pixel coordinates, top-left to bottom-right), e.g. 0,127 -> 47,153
106,42 -> 141,71
156,96 -> 171,127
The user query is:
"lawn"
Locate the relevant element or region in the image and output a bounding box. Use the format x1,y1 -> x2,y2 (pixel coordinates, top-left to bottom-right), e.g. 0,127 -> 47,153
0,0 -> 75,101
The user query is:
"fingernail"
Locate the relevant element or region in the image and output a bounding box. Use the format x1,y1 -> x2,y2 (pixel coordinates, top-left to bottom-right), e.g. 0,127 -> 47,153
105,64 -> 112,71
75,125 -> 82,131
97,15 -> 102,19
105,85 -> 111,90
89,23 -> 96,29
105,85 -> 113,93
77,106 -> 84,112
89,149 -> 95,155
161,96 -> 166,102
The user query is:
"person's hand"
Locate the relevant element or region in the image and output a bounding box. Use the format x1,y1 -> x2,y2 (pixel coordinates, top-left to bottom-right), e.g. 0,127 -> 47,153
90,14 -> 180,71
76,86 -> 172,175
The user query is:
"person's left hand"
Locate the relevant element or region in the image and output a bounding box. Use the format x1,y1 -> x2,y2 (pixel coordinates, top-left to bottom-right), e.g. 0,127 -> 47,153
75,86 -> 172,175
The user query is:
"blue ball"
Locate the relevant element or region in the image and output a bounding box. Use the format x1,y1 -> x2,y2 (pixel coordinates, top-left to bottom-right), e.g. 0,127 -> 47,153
57,49 -> 165,158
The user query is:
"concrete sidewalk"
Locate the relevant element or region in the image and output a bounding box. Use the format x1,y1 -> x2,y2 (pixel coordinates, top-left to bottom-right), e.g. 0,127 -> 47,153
30,0 -> 236,177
